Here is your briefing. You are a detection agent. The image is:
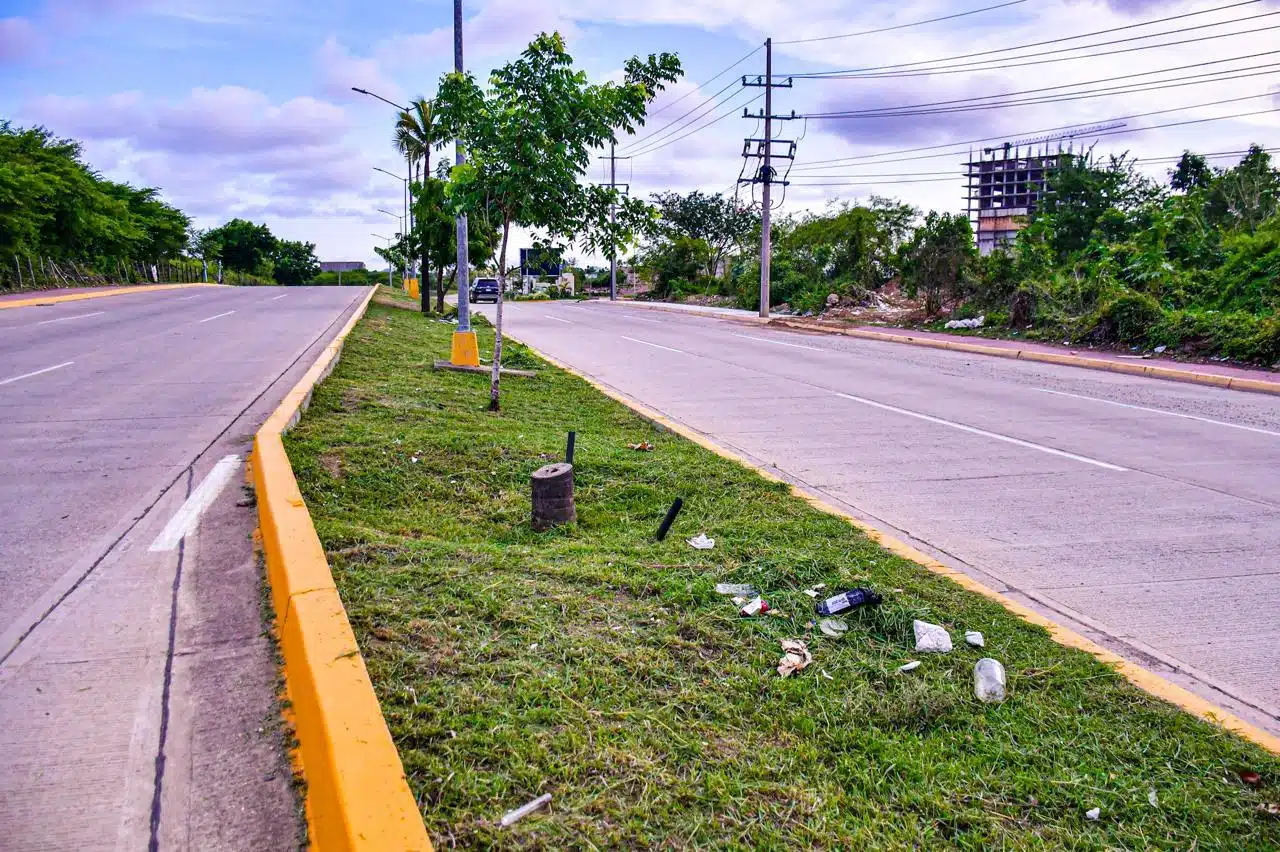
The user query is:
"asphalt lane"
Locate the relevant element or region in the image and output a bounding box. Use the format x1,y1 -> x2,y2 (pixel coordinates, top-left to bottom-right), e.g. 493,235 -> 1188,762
483,299 -> 1280,733
0,284 -> 367,849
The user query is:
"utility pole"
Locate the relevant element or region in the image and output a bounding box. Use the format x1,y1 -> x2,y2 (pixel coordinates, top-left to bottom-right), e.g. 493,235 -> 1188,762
450,0 -> 480,366
740,39 -> 794,319
610,141 -> 617,300
597,144 -> 630,300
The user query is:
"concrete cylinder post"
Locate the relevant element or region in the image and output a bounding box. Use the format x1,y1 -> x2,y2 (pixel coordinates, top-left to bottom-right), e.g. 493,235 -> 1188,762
531,462 -> 575,530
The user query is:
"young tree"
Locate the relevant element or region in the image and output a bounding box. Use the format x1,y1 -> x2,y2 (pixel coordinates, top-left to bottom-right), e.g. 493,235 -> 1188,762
1170,151 -> 1212,192
434,32 -> 680,411
206,218 -> 276,273
899,212 -> 976,316
272,239 -> 320,286
394,98 -> 444,311
413,177 -> 499,312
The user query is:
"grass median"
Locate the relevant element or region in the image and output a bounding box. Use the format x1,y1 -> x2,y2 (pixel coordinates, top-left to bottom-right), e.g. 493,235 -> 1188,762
284,303 -> 1280,849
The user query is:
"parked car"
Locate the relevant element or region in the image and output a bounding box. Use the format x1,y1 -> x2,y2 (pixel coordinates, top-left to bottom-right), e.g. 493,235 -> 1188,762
470,278 -> 500,303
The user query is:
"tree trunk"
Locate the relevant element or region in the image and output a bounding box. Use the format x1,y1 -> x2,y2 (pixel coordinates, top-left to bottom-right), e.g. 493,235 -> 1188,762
490,218 -> 510,412
436,263 -> 445,314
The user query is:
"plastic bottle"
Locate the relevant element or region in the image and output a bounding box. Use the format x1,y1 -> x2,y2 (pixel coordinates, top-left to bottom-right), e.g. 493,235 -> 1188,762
974,658 -> 1006,703
814,587 -> 882,616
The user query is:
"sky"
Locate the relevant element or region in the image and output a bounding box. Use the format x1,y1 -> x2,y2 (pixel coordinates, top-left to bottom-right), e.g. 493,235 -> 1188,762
2,0 -> 1277,268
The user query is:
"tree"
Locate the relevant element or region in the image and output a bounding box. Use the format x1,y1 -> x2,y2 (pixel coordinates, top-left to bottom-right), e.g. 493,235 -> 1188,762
899,212 -> 976,316
394,97 -> 443,312
272,239 -> 319,286
434,32 -> 680,411
1207,144 -> 1279,234
650,191 -> 754,278
206,218 -> 276,273
1170,151 -> 1211,192
413,177 -> 499,312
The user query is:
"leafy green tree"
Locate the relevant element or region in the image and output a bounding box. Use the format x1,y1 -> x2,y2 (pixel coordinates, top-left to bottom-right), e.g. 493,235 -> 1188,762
1034,154 -> 1162,260
1170,152 -> 1211,192
899,212 -> 976,316
413,177 -> 499,312
637,235 -> 710,298
650,191 -> 754,278
1206,144 -> 1279,234
272,239 -> 320,286
434,31 -> 680,410
206,218 -> 277,273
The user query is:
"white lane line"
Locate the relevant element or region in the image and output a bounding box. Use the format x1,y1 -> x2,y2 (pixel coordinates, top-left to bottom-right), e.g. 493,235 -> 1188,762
731,332 -> 823,352
544,314 -> 571,324
834,391 -> 1127,471
0,361 -> 74,387
1033,387 -> 1280,438
199,310 -> 235,323
36,311 -> 105,326
632,316 -> 663,324
270,294 -> 287,301
149,455 -> 242,552
620,335 -> 686,354
174,295 -> 201,301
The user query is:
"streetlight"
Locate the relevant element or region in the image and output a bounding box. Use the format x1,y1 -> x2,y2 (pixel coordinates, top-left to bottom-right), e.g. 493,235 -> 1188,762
372,232 -> 393,289
354,86 -> 415,278
372,166 -> 410,278
377,207 -> 408,292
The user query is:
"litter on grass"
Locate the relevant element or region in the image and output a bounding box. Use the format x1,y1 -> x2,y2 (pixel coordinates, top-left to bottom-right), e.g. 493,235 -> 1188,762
819,618 -> 849,637
974,658 -> 1006,703
802,583 -> 828,598
898,660 -> 922,673
777,639 -> 812,677
1258,803 -> 1280,817
1085,807 -> 1101,821
740,596 -> 770,617
945,315 -> 985,329
715,583 -> 757,597
1148,789 -> 1159,808
1240,770 -> 1262,787
913,619 -> 953,653
687,533 -> 715,550
965,630 -> 985,648
500,793 -> 552,827
627,441 -> 654,451
814,587 -> 882,617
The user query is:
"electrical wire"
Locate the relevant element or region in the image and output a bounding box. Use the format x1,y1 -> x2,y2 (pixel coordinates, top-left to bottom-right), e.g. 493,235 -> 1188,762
626,91 -> 765,158
645,42 -> 764,120
783,1 -> 1269,78
800,62 -> 1280,120
792,93 -> 1280,169
621,75 -> 745,152
777,0 -> 1027,45
802,51 -> 1279,117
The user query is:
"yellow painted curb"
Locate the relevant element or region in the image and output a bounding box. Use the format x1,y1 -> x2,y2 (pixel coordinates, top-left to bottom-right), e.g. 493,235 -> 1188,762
770,319 -> 1280,397
0,282 -> 218,310
253,287 -> 433,851
507,330 -> 1280,757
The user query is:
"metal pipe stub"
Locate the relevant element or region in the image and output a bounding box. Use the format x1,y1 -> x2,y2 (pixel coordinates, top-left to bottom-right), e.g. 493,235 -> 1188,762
532,462 -> 575,530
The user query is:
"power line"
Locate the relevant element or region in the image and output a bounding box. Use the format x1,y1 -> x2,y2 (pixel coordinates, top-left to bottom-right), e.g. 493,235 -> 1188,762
645,43 -> 763,120
783,1 -> 1269,78
627,91 -> 765,158
808,23 -> 1280,80
620,75 -> 744,152
777,0 -> 1027,45
792,93 -> 1280,169
789,148 -> 1280,184
623,86 -> 759,157
800,62 -> 1280,120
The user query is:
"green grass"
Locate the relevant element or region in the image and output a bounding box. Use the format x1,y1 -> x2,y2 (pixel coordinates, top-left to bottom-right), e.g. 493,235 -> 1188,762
285,304 -> 1280,849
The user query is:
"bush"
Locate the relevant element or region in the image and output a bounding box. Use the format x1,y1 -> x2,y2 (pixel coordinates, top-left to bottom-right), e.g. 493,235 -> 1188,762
1091,292 -> 1163,344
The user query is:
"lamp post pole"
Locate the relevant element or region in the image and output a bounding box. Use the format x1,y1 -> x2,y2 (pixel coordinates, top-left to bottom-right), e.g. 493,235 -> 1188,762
448,0 -> 478,365
372,233 -> 392,288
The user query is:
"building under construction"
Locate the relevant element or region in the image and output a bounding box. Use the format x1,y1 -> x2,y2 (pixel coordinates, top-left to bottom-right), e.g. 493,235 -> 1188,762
964,123 -> 1122,255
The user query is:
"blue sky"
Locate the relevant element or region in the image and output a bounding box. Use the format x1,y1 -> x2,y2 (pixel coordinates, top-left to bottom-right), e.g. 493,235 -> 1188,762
2,0 -> 1277,266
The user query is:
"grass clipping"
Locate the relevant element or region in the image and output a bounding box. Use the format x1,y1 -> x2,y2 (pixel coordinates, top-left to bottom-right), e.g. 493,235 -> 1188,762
284,304 -> 1280,849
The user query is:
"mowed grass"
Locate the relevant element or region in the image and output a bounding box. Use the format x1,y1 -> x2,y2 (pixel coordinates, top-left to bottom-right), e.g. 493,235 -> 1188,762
284,303 -> 1280,850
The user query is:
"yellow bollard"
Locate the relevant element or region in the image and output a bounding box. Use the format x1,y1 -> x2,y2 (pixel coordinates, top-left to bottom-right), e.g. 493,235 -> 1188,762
450,331 -> 480,367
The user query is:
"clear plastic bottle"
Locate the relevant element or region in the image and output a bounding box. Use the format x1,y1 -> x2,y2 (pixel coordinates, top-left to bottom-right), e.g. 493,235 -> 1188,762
814,587 -> 882,617
974,658 -> 1006,703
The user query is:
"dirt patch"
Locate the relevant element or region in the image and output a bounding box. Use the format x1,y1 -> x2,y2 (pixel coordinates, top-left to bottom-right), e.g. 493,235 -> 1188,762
318,452 -> 344,479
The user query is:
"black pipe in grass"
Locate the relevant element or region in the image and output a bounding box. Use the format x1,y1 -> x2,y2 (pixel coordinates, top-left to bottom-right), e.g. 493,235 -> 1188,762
655,497 -> 683,541
566,430 -> 576,465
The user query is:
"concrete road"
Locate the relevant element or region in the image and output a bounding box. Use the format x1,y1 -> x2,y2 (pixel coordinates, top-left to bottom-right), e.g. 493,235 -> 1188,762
481,299 -> 1280,734
0,285 -> 369,850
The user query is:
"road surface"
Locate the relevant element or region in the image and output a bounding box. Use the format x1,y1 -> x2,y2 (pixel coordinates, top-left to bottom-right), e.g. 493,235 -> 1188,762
0,285 -> 369,850
481,299 -> 1280,735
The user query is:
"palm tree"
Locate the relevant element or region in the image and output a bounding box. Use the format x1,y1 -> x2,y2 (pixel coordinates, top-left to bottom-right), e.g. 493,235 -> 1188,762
393,98 -> 440,313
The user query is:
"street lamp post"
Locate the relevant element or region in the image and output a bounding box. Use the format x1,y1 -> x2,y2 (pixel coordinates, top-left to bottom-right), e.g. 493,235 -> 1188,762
372,166 -> 410,276
376,207 -> 406,282
372,233 -> 392,289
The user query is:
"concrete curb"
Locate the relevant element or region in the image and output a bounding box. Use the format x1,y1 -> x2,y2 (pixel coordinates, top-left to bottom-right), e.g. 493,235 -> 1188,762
507,330 -> 1280,757
252,288 -> 433,851
770,319 -> 1280,396
0,282 -> 218,310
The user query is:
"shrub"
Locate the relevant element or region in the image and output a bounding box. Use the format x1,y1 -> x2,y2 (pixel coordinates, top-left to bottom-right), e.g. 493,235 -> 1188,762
1091,292 -> 1163,344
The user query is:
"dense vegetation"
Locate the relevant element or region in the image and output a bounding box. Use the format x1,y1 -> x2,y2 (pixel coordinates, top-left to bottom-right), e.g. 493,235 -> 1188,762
1,121 -> 324,289
639,146 -> 1278,365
